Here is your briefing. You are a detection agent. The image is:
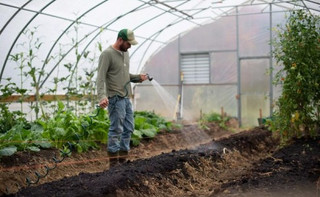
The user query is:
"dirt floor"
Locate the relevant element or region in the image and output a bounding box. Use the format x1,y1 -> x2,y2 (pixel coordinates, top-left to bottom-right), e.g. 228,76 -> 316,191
0,121 -> 319,197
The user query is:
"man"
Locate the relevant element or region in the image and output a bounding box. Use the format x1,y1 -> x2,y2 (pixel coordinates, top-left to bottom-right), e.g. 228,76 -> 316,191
96,29 -> 148,168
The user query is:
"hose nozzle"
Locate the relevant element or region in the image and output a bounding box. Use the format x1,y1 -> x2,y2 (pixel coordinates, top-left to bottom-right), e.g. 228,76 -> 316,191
146,73 -> 153,81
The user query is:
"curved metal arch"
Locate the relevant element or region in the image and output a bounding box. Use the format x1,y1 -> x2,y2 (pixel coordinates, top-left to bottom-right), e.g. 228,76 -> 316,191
131,0 -> 193,71
65,2 -> 152,90
0,0 -> 56,82
39,1 -> 150,89
133,7 -> 210,73
138,0 -> 201,26
37,0 -> 110,84
135,29 -> 165,73
130,0 -> 213,71
132,0 -> 190,31
65,0 -> 193,90
0,1 -> 32,35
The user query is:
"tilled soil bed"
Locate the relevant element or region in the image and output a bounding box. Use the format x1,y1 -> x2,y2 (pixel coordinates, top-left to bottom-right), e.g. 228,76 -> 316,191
0,122 -> 231,196
1,124 -> 319,197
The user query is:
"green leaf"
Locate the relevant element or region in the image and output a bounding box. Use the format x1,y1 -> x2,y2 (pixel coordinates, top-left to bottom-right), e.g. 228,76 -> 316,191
30,122 -> 43,133
57,101 -> 65,112
141,128 -> 157,138
166,122 -> 173,130
131,138 -> 140,146
27,146 -> 40,152
142,123 -> 155,129
75,143 -> 83,153
0,146 -> 17,156
132,129 -> 143,138
158,124 -> 167,130
77,54 -> 81,62
98,42 -> 102,52
34,141 -> 52,149
134,115 -> 147,130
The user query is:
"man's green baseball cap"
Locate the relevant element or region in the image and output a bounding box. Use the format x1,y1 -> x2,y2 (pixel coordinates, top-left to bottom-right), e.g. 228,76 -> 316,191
118,29 -> 138,45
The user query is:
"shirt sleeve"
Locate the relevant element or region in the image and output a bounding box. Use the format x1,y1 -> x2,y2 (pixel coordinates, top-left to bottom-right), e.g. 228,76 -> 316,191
129,74 -> 141,83
96,51 -> 109,101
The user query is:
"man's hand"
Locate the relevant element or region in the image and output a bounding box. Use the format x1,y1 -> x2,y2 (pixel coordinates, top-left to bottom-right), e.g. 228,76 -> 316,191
140,74 -> 148,82
99,97 -> 109,108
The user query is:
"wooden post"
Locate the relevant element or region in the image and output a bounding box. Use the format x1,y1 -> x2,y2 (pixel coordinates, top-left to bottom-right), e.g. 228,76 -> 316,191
221,107 -> 224,119
0,94 -> 97,102
259,108 -> 262,119
258,108 -> 263,126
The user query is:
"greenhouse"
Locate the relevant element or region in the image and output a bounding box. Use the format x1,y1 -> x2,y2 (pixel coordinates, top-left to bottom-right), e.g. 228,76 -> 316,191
0,0 -> 319,196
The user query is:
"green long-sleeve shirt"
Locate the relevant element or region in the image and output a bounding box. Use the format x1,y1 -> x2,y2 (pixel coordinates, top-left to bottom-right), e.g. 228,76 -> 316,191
96,45 -> 141,101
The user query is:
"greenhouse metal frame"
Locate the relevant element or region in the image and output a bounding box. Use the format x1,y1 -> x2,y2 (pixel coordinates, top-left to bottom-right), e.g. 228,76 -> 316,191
0,0 -> 319,125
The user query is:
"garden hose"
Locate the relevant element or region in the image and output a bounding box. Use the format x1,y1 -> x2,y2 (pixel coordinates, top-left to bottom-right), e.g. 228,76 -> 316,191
26,106 -> 101,186
26,142 -> 72,186
123,74 -> 153,98
123,80 -> 131,98
25,74 -> 154,186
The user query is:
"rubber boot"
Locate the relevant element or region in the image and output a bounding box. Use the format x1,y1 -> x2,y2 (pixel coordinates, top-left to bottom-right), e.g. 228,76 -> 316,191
107,151 -> 119,168
118,150 -> 129,164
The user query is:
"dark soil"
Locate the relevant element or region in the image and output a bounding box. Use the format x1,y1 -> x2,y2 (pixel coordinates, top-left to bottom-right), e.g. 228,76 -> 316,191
1,123 -> 319,197
0,122 -> 232,195
217,135 -> 320,197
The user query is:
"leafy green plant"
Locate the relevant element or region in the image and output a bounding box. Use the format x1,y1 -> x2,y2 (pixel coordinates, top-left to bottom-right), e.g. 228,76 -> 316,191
199,112 -> 230,130
0,103 -> 175,157
131,111 -> 175,146
23,27 -> 47,119
58,22 -> 101,115
39,101 -> 109,153
0,122 -> 51,157
0,100 -> 109,158
0,104 -> 26,134
10,52 -> 29,112
0,79 -> 28,133
8,27 -> 50,120
271,10 -> 320,139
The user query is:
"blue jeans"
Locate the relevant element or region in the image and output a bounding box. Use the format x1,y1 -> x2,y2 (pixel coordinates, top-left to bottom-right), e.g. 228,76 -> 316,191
107,96 -> 134,153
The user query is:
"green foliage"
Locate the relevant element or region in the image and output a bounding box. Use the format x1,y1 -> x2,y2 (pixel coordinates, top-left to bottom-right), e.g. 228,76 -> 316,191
0,103 -> 174,157
131,111 -> 176,146
199,112 -> 230,130
0,146 -> 17,157
0,79 -> 28,133
271,10 -> 320,139
40,101 -> 109,153
0,101 -> 109,158
23,27 -> 46,119
0,104 -> 25,134
0,122 -> 51,157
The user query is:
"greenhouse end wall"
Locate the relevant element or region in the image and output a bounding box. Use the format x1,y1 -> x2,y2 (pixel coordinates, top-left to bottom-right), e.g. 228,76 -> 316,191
134,6 -> 285,126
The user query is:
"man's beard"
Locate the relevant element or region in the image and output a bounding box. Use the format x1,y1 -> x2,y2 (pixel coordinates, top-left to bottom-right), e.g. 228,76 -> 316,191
119,43 -> 128,52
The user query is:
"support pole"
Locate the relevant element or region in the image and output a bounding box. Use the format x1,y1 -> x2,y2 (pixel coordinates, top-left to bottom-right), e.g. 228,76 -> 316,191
178,71 -> 184,121
269,4 -> 274,117
236,6 -> 242,127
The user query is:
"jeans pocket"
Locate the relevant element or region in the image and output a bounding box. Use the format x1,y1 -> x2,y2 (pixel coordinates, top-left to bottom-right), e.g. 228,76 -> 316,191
108,96 -> 118,105
108,97 -> 116,112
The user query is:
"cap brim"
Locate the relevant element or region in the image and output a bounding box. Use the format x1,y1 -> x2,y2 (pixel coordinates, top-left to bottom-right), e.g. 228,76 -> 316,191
128,39 -> 138,45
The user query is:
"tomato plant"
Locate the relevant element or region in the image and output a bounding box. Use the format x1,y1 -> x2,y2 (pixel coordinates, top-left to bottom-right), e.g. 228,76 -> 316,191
271,10 -> 320,139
